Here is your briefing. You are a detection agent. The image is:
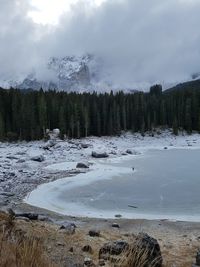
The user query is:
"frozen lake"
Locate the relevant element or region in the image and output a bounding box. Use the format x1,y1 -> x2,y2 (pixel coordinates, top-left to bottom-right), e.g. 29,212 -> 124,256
25,149 -> 200,221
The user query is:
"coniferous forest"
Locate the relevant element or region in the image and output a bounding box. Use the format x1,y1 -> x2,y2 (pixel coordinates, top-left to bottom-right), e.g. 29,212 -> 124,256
0,84 -> 200,141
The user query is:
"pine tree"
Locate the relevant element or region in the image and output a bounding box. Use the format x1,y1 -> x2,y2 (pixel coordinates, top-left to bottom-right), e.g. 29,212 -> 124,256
0,112 -> 5,140
173,117 -> 178,135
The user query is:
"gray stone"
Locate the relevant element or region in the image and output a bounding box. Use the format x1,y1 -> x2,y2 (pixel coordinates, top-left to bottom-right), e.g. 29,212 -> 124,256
69,247 -> 74,253
6,156 -> 18,160
115,214 -> 122,218
91,151 -> 109,158
0,192 -> 15,197
16,213 -> 38,220
43,139 -> 57,150
59,223 -> 76,234
135,233 -> 162,267
30,155 -> 45,162
112,223 -> 120,228
84,257 -> 93,266
99,259 -> 105,266
99,240 -> 129,258
196,250 -> 200,265
76,162 -> 89,169
81,144 -> 89,149
88,229 -> 100,237
82,245 -> 93,254
126,149 -> 133,154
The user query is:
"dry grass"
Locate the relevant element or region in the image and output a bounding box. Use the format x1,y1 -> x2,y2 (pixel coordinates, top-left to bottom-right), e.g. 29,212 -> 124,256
0,212 -> 55,267
117,239 -> 162,267
0,211 -> 198,267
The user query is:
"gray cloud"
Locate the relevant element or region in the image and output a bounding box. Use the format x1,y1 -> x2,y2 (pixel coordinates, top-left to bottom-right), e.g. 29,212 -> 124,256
0,0 -> 37,80
1,0 -> 200,89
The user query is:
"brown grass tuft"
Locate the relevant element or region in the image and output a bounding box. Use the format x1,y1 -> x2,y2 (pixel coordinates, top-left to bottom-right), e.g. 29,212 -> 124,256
117,240 -> 162,267
0,212 -> 55,267
0,232 -> 55,267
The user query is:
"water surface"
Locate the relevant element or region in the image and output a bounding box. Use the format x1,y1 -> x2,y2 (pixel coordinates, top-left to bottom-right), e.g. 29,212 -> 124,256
26,149 -> 200,221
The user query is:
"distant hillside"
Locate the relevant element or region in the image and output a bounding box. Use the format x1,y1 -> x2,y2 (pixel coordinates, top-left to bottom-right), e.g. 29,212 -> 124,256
164,79 -> 200,93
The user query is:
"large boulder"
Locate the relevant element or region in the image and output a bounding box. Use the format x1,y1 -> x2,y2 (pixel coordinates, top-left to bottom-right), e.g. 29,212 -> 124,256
91,151 -> 109,158
98,234 -> 162,267
134,233 -> 162,267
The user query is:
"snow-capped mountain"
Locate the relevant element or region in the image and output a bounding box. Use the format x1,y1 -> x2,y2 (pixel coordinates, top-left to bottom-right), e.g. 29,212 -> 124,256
1,53 -> 199,92
0,54 -> 139,92
47,54 -> 91,90
0,54 -> 112,92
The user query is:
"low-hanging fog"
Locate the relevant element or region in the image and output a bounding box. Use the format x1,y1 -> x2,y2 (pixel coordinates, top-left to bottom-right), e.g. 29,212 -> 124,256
1,0 -> 200,90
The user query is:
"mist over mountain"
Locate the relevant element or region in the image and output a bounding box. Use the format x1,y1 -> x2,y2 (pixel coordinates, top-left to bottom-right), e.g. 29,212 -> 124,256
1,0 -> 200,91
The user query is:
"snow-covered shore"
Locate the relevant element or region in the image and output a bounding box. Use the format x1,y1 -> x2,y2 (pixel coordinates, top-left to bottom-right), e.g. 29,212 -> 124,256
0,129 -> 200,213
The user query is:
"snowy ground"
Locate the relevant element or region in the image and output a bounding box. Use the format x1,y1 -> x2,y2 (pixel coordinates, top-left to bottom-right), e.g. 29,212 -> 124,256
0,129 -> 200,213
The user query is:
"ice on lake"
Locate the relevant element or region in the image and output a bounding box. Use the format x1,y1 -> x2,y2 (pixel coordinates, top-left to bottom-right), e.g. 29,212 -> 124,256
25,149 -> 200,221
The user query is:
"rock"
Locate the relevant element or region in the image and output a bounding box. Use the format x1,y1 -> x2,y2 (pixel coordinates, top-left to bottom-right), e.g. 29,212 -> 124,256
196,250 -> 200,266
6,156 -> 18,160
99,259 -> 105,266
126,149 -> 133,154
38,215 -> 52,222
59,223 -> 76,234
82,245 -> 93,254
17,159 -> 26,163
16,213 -> 38,220
69,247 -> 74,253
30,155 -> 45,162
99,240 -> 129,258
0,192 -> 15,197
91,151 -> 109,158
76,162 -> 89,169
128,205 -> 138,209
53,128 -> 60,136
88,229 -> 100,237
164,147 -> 168,150
112,223 -> 120,228
115,214 -> 122,218
135,233 -> 162,267
84,257 -> 94,266
81,144 -> 89,149
43,139 -> 56,150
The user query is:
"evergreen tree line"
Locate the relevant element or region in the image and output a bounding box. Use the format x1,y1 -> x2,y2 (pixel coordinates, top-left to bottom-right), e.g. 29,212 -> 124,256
0,84 -> 200,141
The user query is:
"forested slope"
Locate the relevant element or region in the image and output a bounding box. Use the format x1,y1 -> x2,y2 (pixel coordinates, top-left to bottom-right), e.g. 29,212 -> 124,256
0,83 -> 199,141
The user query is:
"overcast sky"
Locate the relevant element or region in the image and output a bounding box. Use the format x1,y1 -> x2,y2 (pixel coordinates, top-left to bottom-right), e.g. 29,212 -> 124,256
1,0 -> 200,89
